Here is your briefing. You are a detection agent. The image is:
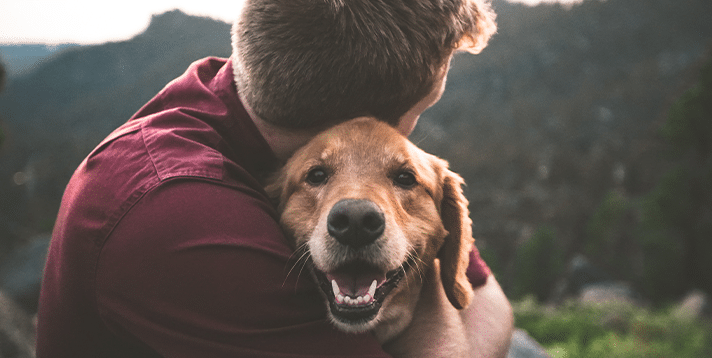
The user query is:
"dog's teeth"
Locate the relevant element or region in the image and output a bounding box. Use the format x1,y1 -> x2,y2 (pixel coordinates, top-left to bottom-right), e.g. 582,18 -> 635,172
336,293 -> 375,306
331,279 -> 378,306
331,280 -> 340,296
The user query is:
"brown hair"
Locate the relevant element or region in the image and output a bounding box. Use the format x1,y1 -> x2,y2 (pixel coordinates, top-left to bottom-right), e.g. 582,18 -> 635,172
232,0 -> 496,129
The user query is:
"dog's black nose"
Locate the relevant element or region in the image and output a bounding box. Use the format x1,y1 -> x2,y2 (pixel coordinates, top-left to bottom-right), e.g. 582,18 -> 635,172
327,199 -> 385,248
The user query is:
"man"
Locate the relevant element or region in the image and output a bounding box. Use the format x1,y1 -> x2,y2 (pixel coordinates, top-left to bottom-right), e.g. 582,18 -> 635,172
37,0 -> 512,356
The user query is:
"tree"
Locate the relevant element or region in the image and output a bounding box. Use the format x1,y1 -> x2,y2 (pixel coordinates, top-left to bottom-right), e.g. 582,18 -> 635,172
584,190 -> 637,279
513,225 -> 565,301
636,57 -> 712,302
0,58 -> 5,148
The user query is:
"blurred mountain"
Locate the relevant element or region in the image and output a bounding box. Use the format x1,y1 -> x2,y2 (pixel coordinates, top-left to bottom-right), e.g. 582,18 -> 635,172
412,0 -> 712,297
0,44 -> 78,77
0,1 -> 711,300
0,9 -> 232,254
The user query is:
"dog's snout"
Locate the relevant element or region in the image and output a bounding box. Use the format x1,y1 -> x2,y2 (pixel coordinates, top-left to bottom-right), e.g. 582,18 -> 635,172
327,199 -> 385,248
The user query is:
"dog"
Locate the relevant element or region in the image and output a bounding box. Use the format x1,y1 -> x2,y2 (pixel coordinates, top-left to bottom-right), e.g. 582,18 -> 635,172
267,117 -> 475,343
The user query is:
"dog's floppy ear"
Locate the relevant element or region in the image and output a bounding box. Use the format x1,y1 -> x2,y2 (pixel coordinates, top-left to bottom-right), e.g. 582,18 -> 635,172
438,169 -> 475,310
264,168 -> 289,212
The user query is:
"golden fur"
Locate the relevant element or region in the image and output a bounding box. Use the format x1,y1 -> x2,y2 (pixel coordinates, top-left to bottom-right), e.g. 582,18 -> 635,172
267,117 -> 475,342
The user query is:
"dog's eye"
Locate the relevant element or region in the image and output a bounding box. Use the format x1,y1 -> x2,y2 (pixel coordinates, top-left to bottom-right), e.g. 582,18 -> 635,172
393,171 -> 417,188
306,168 -> 329,185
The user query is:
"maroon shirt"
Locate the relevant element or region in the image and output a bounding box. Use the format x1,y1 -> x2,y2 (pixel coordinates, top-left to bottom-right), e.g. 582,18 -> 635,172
36,57 -> 490,357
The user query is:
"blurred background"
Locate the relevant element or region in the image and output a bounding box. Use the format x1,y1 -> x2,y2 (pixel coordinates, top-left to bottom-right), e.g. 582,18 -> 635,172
1,0 -> 711,356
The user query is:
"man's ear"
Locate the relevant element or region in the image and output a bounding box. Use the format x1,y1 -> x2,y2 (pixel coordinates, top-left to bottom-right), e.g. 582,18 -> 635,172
438,170 -> 475,310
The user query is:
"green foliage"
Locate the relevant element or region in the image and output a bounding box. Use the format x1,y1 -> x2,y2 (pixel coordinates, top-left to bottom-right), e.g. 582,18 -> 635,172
584,61 -> 712,302
581,58 -> 712,303
661,60 -> 712,159
514,297 -> 712,358
587,191 -> 630,251
513,225 -> 565,301
585,191 -> 633,275
515,297 -> 608,349
639,169 -> 695,230
633,170 -> 689,300
633,57 -> 712,302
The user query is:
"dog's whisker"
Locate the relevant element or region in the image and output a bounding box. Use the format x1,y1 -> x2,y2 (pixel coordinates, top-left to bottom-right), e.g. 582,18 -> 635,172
284,242 -> 309,266
283,244 -> 311,288
403,243 -> 426,283
408,252 -> 427,284
294,257 -> 310,290
287,257 -> 311,292
412,261 -> 425,284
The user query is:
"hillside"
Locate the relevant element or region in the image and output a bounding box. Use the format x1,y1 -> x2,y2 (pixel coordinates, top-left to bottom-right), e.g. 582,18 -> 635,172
1,0 -> 711,300
413,0 -> 712,296
0,10 -> 232,252
0,44 -> 78,77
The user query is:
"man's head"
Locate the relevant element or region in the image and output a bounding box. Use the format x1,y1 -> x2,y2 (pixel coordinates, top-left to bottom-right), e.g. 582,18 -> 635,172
232,0 -> 496,130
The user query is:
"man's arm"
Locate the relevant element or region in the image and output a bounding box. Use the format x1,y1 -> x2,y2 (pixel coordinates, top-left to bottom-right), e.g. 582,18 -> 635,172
95,180 -> 391,357
383,261 -> 513,358
462,275 -> 514,357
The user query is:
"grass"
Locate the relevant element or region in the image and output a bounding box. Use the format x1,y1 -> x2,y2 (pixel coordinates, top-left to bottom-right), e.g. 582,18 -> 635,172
513,296 -> 712,357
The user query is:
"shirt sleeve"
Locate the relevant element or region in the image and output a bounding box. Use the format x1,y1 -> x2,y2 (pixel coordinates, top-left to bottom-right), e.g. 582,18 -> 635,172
466,246 -> 492,289
95,180 -> 390,358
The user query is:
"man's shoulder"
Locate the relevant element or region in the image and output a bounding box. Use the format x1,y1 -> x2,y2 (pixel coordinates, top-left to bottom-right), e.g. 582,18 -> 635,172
59,111 -> 260,244
76,113 -> 226,197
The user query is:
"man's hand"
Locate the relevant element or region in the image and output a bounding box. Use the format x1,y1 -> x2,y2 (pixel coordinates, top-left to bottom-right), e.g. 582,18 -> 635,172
382,261 -> 513,358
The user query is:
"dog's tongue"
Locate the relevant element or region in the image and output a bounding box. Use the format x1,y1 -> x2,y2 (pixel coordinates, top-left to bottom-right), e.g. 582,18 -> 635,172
325,264 -> 386,297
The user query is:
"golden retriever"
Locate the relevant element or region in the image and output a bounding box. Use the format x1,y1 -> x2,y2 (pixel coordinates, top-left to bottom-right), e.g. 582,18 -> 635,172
267,117 -> 475,343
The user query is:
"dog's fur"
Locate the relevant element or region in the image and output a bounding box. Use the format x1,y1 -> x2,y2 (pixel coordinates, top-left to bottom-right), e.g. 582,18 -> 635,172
267,117 -> 475,342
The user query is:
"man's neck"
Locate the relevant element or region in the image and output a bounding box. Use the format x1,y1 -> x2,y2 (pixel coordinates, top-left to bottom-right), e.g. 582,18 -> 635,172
242,99 -> 317,163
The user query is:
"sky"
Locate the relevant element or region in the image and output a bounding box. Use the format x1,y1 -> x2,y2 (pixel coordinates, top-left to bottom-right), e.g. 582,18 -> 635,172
0,0 -> 583,45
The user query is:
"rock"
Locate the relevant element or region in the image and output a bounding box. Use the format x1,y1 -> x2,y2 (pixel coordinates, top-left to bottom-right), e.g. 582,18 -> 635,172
551,255 -> 643,307
0,235 -> 50,313
568,255 -> 611,291
0,290 -> 36,358
579,281 -> 640,306
567,255 -> 610,292
551,254 -> 612,303
672,290 -> 709,321
507,328 -> 551,358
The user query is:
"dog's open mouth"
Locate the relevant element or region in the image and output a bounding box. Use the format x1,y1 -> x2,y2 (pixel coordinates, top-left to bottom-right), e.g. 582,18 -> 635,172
313,258 -> 414,324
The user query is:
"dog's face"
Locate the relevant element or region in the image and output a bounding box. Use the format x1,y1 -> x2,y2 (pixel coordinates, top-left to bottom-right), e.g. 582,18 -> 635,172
267,117 -> 474,336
